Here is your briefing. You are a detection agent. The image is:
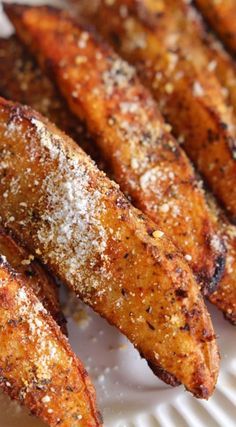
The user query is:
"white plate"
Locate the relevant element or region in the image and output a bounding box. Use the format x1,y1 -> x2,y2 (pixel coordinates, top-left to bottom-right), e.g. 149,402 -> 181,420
0,1 -> 236,426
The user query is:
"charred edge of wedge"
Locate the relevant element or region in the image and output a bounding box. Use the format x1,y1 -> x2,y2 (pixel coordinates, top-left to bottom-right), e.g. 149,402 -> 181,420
202,253 -> 226,296
147,361 -> 181,387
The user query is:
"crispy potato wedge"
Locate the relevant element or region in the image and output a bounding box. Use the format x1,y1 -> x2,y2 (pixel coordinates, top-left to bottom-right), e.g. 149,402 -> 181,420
68,0 -> 236,222
0,96 -> 219,398
4,6 -> 226,294
195,0 -> 236,55
0,227 -> 67,333
0,257 -> 101,427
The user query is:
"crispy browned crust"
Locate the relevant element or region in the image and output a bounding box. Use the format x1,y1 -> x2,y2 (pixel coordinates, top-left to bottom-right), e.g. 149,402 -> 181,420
0,35 -> 103,168
3,5 -> 227,295
2,32 -> 235,324
164,0 -> 236,132
69,0 -> 236,222
0,227 -> 67,333
206,35 -> 236,116
195,0 -> 236,55
0,96 -> 219,398
206,195 -> 236,324
0,258 -> 102,427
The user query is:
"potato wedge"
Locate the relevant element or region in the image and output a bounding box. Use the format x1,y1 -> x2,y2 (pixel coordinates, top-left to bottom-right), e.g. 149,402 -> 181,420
0,227 -> 67,333
68,0 -> 236,222
195,0 -> 236,55
0,96 -> 219,398
0,257 -> 101,427
4,6 -> 226,294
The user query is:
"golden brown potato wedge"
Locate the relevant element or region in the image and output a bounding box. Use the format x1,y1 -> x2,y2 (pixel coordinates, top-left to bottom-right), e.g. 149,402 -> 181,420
0,96 -> 219,398
195,0 -> 236,55
68,0 -> 236,222
0,257 -> 101,427
0,227 -> 67,333
4,6 -> 226,294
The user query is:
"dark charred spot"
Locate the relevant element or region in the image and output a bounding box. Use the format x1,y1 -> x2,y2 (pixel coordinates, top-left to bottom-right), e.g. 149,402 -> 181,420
25,268 -> 36,278
31,210 -> 41,222
109,31 -> 121,49
123,253 -> 129,259
66,386 -> 74,392
121,288 -> 127,297
138,212 -> 146,221
166,253 -> 174,260
207,129 -> 219,143
175,288 -> 188,298
146,306 -> 152,313
198,253 -> 226,296
56,311 -> 68,336
146,320 -> 155,331
209,254 -> 226,294
147,361 -> 181,387
201,328 -> 215,342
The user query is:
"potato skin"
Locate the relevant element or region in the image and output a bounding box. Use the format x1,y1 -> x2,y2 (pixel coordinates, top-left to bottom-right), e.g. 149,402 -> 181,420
0,96 -> 219,398
195,0 -> 236,55
4,5 -> 226,295
206,195 -> 236,325
154,0 -> 236,120
69,0 -> 236,222
0,227 -> 67,333
0,259 -> 101,427
0,35 -> 103,167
